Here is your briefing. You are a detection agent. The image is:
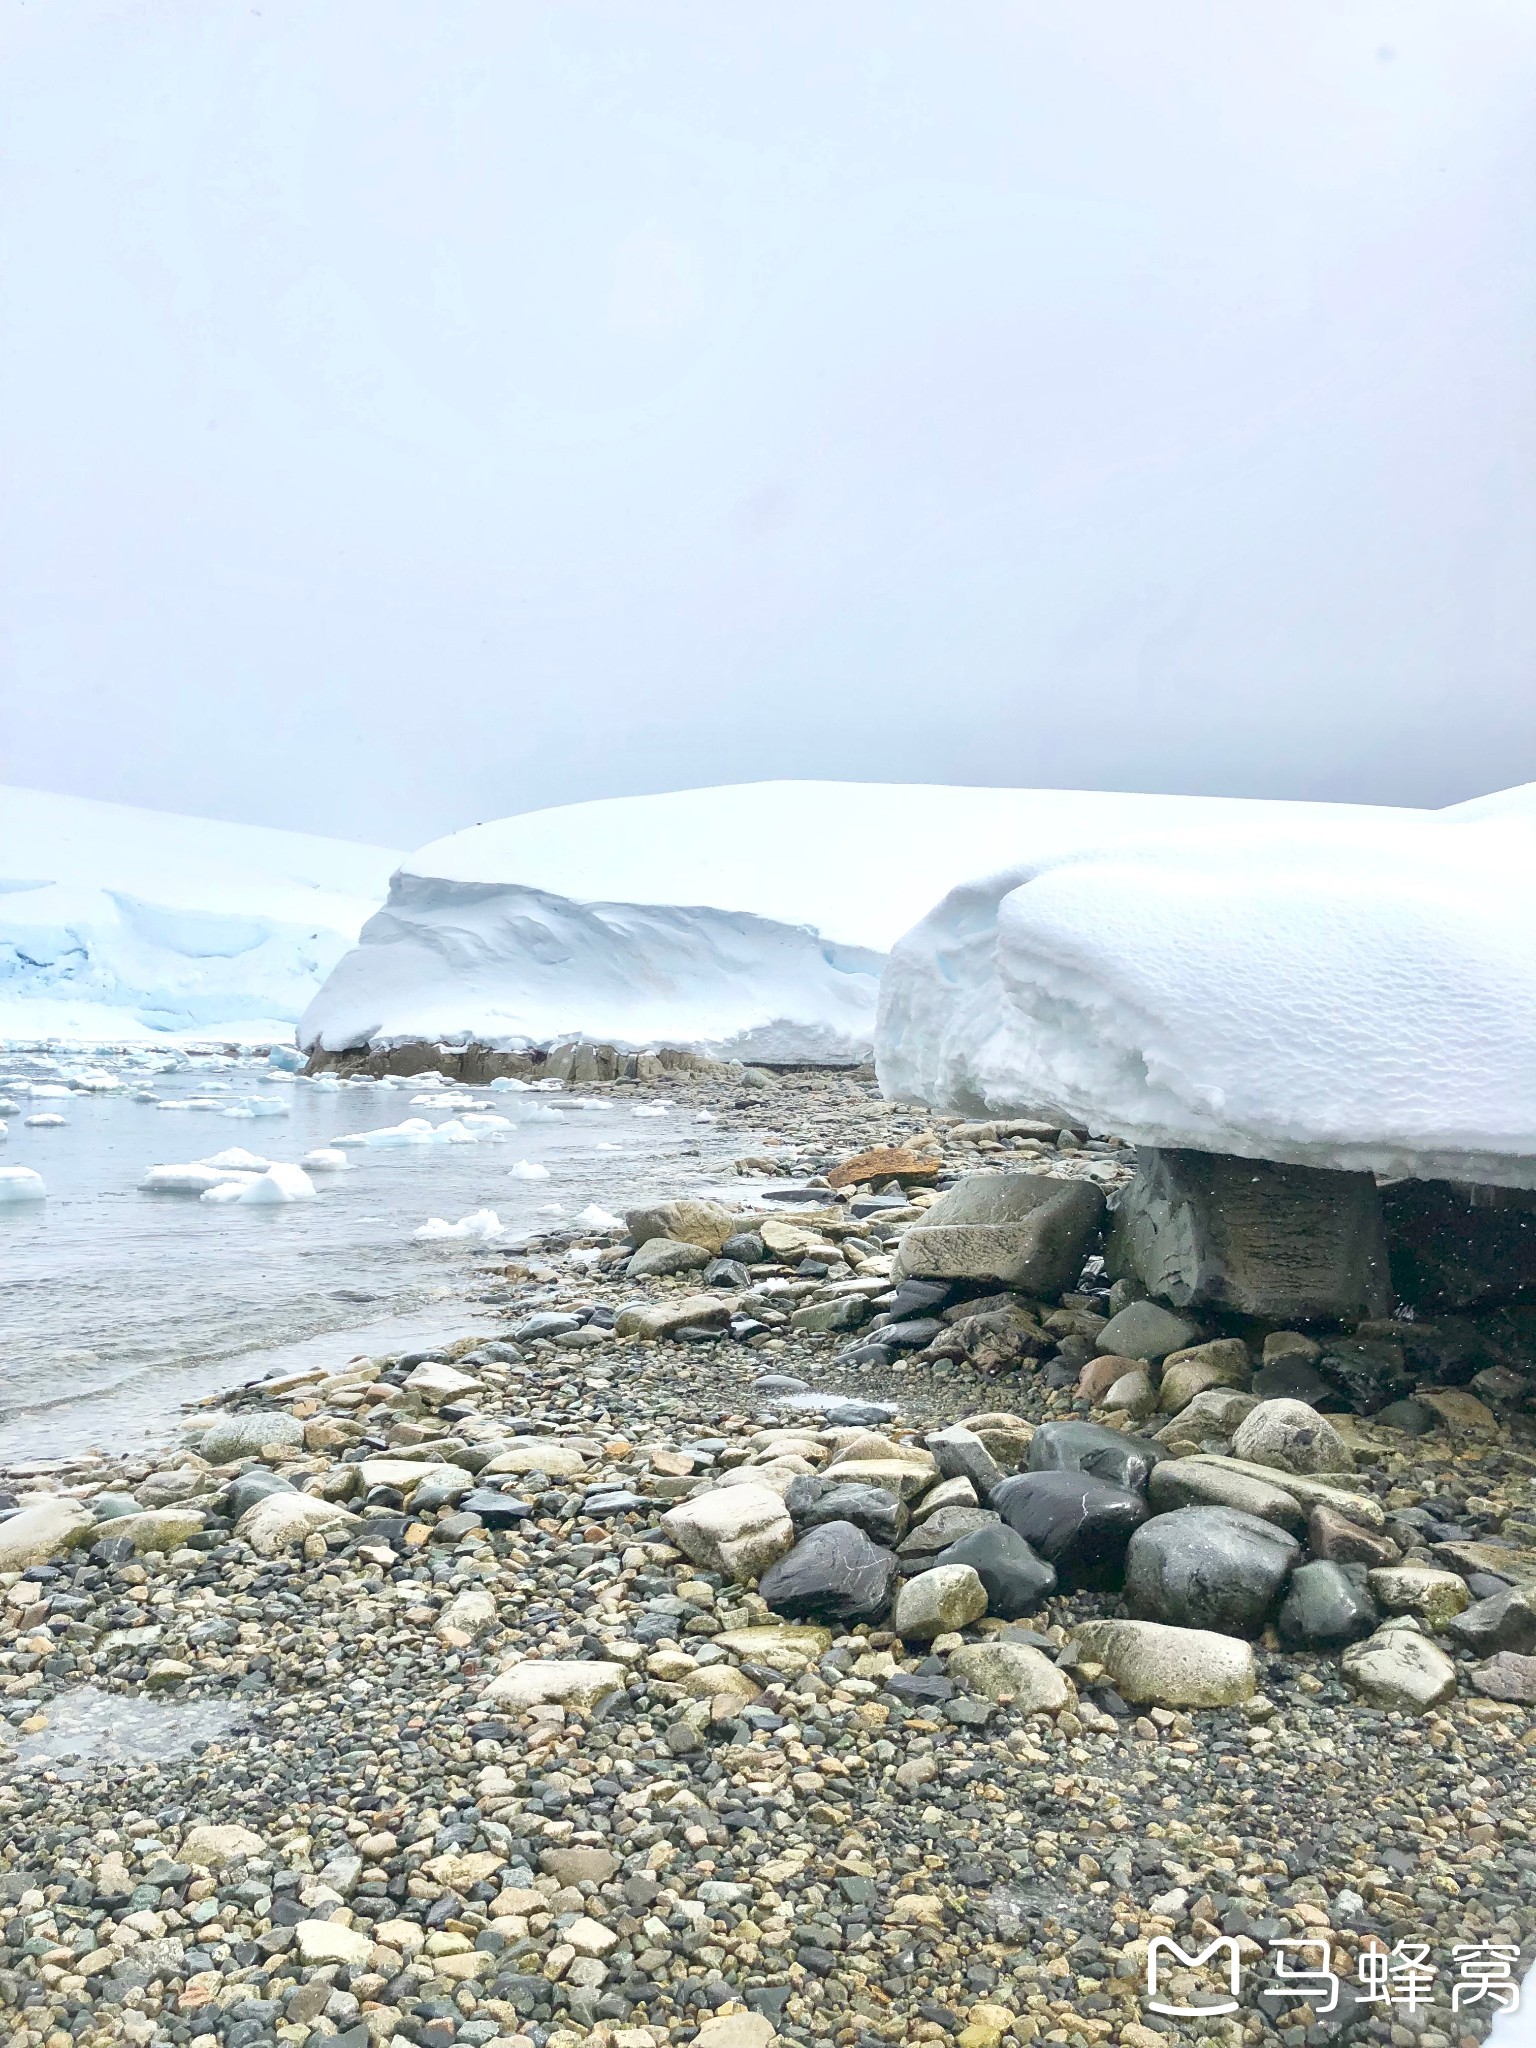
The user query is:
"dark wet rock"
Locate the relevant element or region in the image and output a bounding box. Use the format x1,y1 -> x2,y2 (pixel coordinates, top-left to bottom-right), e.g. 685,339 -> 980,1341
1278,1560 -> 1380,1648
459,1489 -> 534,1529
1314,1338 -> 1411,1416
880,1317 -> 947,1349
1373,1398 -> 1434,1434
786,1477 -> 908,1547
930,1522 -> 1057,1618
224,1469 -> 297,1522
1125,1505 -> 1299,1636
1445,1586 -> 1536,1656
1106,1146 -> 1393,1320
772,1392 -> 897,1427
991,1469 -> 1149,1588
1027,1418 -> 1165,1493
1252,1359 -> 1334,1404
703,1258 -> 752,1289
896,1505 -> 1000,1558
722,1231 -> 768,1264
1382,1177 -> 1536,1310
513,1312 -> 585,1342
757,1521 -> 897,1624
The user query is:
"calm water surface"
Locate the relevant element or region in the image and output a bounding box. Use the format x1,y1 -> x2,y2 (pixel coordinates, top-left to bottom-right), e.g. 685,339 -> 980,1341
0,1051 -> 736,1458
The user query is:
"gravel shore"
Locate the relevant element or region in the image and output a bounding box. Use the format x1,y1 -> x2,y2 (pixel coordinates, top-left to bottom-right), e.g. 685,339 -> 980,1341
2,1069 -> 1533,2048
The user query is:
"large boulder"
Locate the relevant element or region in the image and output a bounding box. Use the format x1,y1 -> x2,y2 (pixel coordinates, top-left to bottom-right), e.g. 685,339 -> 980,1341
615,1294 -> 733,1341
991,1470 -> 1148,1588
757,1522 -> 897,1624
625,1199 -> 739,1254
892,1564 -> 988,1640
1341,1623 -> 1458,1712
627,1237 -> 713,1278
786,1477 -> 908,1547
892,1172 -> 1105,1294
1230,1399 -> 1351,1476
948,1640 -> 1069,1709
0,1496 -> 96,1570
1124,1506 -> 1299,1636
1072,1617 -> 1255,1707
1026,1419 -> 1164,1494
662,1484 -> 794,1583
930,1523 -> 1057,1618
1106,1147 -> 1393,1320
1147,1458 -> 1305,1531
235,1493 -> 357,1556
199,1410 -> 306,1464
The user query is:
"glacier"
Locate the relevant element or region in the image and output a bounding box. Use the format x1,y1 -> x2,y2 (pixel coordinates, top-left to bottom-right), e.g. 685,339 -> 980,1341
876,781 -> 1536,1187
298,781 -> 1414,1064
0,786 -> 401,1043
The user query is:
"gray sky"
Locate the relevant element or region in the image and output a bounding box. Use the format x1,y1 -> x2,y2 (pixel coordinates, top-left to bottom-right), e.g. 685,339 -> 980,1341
5,0 -> 1535,846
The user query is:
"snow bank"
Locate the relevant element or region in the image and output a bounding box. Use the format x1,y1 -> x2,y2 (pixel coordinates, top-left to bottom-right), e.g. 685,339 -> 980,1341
0,786 -> 399,1043
876,787 -> 1536,1187
300,782 -> 1407,1064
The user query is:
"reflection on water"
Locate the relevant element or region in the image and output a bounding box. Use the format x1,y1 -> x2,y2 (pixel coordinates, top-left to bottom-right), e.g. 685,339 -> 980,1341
0,1050 -> 731,1458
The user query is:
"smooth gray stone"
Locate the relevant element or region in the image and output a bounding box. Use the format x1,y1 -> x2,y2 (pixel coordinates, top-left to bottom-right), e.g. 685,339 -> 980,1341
1124,1505 -> 1299,1636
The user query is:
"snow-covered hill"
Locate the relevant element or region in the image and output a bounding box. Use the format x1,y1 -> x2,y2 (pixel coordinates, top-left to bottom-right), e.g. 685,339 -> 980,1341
299,781 -> 1418,1063
0,787 -> 401,1042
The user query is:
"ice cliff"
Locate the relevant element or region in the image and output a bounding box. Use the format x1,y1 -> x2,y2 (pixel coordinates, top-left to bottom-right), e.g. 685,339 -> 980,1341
0,787 -> 400,1042
299,782 -> 1413,1065
876,785 -> 1536,1187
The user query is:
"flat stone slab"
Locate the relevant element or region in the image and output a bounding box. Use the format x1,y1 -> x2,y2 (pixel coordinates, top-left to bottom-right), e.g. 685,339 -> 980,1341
1179,1455 -> 1384,1529
1146,1458 -> 1306,1532
1073,1617 -> 1255,1707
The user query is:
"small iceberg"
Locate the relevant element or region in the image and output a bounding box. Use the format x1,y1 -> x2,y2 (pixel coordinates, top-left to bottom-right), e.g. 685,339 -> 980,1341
414,1207 -> 504,1242
23,1113 -> 66,1127
199,1179 -> 250,1205
200,1148 -> 271,1172
301,1147 -> 350,1171
267,1044 -> 306,1072
142,1163 -> 259,1194
459,1112 -> 513,1134
239,1163 -> 317,1204
572,1203 -> 623,1231
509,1159 -> 551,1180
632,1103 -> 670,1118
489,1075 -> 532,1092
0,1165 -> 45,1202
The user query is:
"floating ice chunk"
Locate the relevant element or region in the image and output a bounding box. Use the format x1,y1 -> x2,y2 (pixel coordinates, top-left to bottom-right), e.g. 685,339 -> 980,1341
221,1103 -> 256,1119
156,1097 -> 226,1111
24,1113 -> 66,1127
513,1103 -> 565,1125
632,1103 -> 670,1118
0,1098 -> 18,1114
0,1165 -> 45,1201
199,1179 -> 250,1204
239,1163 -> 317,1203
27,1084 -> 72,1099
309,1074 -> 343,1091
411,1092 -> 465,1107
696,1111 -> 716,1122
431,1119 -> 479,1144
489,1075 -> 532,1092
557,1098 -> 608,1113
200,1148 -> 271,1171
459,1112 -> 512,1134
510,1159 -> 551,1180
538,1202 -> 565,1213
267,1044 -> 306,1072
527,1079 -> 564,1092
566,1246 -> 604,1267
595,1141 -> 622,1151
359,1118 -> 439,1147
572,1203 -> 623,1231
142,1162 -> 259,1194
301,1147 -> 350,1171
69,1070 -> 124,1092
413,1207 -> 504,1242
246,1098 -> 289,1118
0,1122 -> 6,1141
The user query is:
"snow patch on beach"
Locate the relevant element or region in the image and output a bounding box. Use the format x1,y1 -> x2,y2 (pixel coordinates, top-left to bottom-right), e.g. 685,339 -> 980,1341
877,786 -> 1536,1187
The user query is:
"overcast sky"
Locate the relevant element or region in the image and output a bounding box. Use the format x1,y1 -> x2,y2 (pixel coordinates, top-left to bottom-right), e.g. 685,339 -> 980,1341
5,1 -> 1535,847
